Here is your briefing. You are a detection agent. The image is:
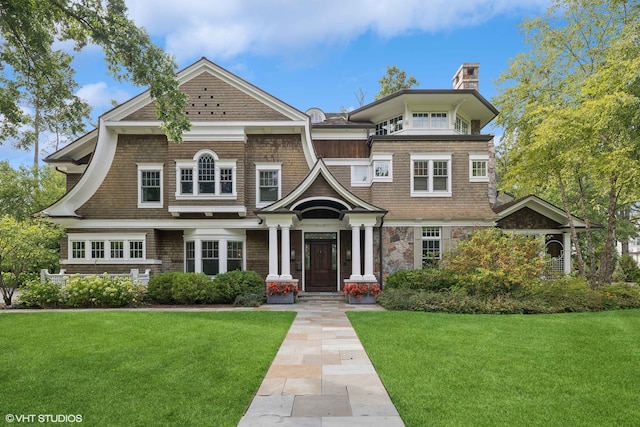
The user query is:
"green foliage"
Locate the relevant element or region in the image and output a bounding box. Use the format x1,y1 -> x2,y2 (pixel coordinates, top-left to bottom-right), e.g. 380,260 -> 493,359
0,215 -> 63,305
17,279 -> 62,308
0,0 -> 189,143
375,65 -> 419,100
233,293 -> 265,307
384,268 -> 457,291
614,254 -> 640,283
212,270 -> 265,304
378,278 -> 640,314
0,162 -> 65,220
147,271 -> 265,305
64,275 -> 146,308
493,0 -> 640,284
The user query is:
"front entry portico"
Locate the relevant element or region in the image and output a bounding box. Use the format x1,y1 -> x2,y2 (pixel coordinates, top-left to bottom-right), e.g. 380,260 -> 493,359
256,159 -> 387,292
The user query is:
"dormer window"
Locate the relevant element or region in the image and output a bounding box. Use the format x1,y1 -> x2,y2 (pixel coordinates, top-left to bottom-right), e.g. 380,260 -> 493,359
375,115 -> 403,135
412,112 -> 448,129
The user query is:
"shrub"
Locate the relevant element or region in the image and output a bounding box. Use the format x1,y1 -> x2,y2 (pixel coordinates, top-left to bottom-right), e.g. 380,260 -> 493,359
18,280 -> 62,308
170,273 -> 212,304
614,255 -> 640,283
64,275 -> 145,308
211,270 -> 265,304
442,227 -> 547,296
233,293 -> 265,307
384,268 -> 457,291
147,272 -> 179,304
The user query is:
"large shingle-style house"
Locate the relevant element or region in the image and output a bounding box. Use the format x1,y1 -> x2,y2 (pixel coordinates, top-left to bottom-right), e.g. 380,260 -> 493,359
43,58 -> 545,290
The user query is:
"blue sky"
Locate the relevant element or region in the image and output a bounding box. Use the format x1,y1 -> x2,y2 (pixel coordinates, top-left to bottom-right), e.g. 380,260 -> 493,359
1,0 -> 551,167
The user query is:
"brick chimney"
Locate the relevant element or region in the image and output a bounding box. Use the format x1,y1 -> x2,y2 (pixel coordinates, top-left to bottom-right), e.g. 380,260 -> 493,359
452,63 -> 479,91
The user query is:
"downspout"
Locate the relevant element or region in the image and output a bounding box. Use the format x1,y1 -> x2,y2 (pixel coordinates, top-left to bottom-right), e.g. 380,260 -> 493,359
379,218 -> 384,289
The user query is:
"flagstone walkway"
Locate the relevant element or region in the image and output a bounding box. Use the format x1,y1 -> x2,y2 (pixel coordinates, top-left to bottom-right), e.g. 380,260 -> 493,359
238,300 -> 405,427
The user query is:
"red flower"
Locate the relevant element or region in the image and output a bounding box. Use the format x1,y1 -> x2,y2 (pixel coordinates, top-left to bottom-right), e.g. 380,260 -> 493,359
266,282 -> 299,296
343,283 -> 381,300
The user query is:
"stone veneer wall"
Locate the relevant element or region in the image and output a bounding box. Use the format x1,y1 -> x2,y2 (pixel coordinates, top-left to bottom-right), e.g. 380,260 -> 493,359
380,226 -> 415,281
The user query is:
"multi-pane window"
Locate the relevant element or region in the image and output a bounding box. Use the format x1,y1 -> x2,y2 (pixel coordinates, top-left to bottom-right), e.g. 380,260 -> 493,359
422,227 -> 442,266
455,116 -> 470,134
185,241 -> 195,273
177,152 -> 236,197
469,154 -> 489,182
227,242 -> 243,271
111,241 -> 124,259
412,113 -> 429,128
202,241 -> 219,275
412,112 -> 448,129
259,170 -> 279,203
181,169 -> 193,194
413,161 -> 429,191
138,164 -> 163,208
375,115 -> 403,135
130,241 -> 144,259
69,236 -> 145,261
141,171 -> 161,203
431,113 -> 448,128
411,155 -> 451,196
72,241 -> 85,259
198,154 -> 215,194
91,241 -> 105,259
220,168 -> 233,194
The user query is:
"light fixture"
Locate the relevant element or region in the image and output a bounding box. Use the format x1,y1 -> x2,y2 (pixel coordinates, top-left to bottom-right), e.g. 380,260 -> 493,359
290,248 -> 296,261
346,249 -> 351,261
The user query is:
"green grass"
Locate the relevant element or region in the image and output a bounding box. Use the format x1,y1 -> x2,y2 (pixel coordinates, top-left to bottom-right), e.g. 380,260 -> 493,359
348,310 -> 640,427
0,311 -> 295,426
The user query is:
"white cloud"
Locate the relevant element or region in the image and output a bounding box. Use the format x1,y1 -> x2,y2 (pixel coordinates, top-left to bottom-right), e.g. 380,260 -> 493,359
76,82 -> 131,113
125,0 -> 550,62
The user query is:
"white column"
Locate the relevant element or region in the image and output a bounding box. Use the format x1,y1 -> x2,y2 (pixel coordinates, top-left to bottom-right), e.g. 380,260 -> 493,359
280,225 -> 292,280
563,232 -> 572,274
363,225 -> 376,281
350,225 -> 363,280
219,239 -> 228,274
194,239 -> 202,273
267,226 -> 279,281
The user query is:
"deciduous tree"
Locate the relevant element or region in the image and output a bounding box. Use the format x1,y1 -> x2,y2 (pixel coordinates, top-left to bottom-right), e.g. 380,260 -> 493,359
375,65 -> 419,100
493,0 -> 640,285
0,0 -> 189,143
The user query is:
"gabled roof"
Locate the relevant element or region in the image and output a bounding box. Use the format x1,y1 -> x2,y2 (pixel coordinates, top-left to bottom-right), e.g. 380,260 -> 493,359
494,195 -> 590,229
257,158 -> 386,214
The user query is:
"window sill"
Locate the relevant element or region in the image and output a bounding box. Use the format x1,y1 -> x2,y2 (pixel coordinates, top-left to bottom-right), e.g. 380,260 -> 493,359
410,192 -> 452,198
175,194 -> 237,201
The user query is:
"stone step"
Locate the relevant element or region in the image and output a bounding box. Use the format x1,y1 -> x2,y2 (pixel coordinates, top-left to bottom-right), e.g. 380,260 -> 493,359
297,292 -> 345,302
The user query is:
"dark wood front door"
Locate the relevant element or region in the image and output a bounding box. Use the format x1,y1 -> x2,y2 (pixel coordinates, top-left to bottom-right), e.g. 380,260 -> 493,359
305,238 -> 337,292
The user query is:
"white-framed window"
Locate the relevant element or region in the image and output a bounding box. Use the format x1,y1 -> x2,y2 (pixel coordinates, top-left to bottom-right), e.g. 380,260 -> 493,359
183,239 -> 245,275
410,154 -> 452,197
455,116 -> 470,134
412,112 -> 448,129
68,234 -> 147,262
422,227 -> 442,266
256,163 -> 282,207
175,150 -> 237,199
372,154 -> 393,182
351,164 -> 371,186
375,115 -> 403,135
137,163 -> 163,208
469,154 -> 489,182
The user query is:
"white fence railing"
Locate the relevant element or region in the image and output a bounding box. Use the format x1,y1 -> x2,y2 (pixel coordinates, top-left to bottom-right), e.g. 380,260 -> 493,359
40,269 -> 151,285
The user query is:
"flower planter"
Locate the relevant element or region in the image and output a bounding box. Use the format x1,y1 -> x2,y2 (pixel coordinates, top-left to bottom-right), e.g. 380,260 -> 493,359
266,293 -> 295,304
347,294 -> 377,304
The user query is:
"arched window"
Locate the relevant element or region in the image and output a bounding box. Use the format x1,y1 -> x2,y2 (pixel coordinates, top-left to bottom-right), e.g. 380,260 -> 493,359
176,150 -> 237,198
198,154 -> 215,194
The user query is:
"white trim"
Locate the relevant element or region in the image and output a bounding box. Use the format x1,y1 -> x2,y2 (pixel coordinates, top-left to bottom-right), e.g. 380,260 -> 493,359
175,150 -> 237,199
469,153 -> 489,183
256,163 -> 282,208
182,233 -> 246,275
410,153 -> 453,197
372,154 -> 393,183
351,164 -> 371,187
290,197 -> 352,211
168,206 -> 247,216
48,218 -> 264,229
67,233 -> 148,262
137,163 -> 164,209
383,218 -> 497,227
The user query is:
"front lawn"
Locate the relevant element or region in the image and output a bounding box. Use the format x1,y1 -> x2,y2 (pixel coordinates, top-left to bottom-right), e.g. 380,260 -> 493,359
348,310 -> 640,427
0,311 -> 295,426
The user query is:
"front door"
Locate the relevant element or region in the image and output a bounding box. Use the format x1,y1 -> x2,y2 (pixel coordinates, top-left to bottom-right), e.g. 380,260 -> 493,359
305,233 -> 337,292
